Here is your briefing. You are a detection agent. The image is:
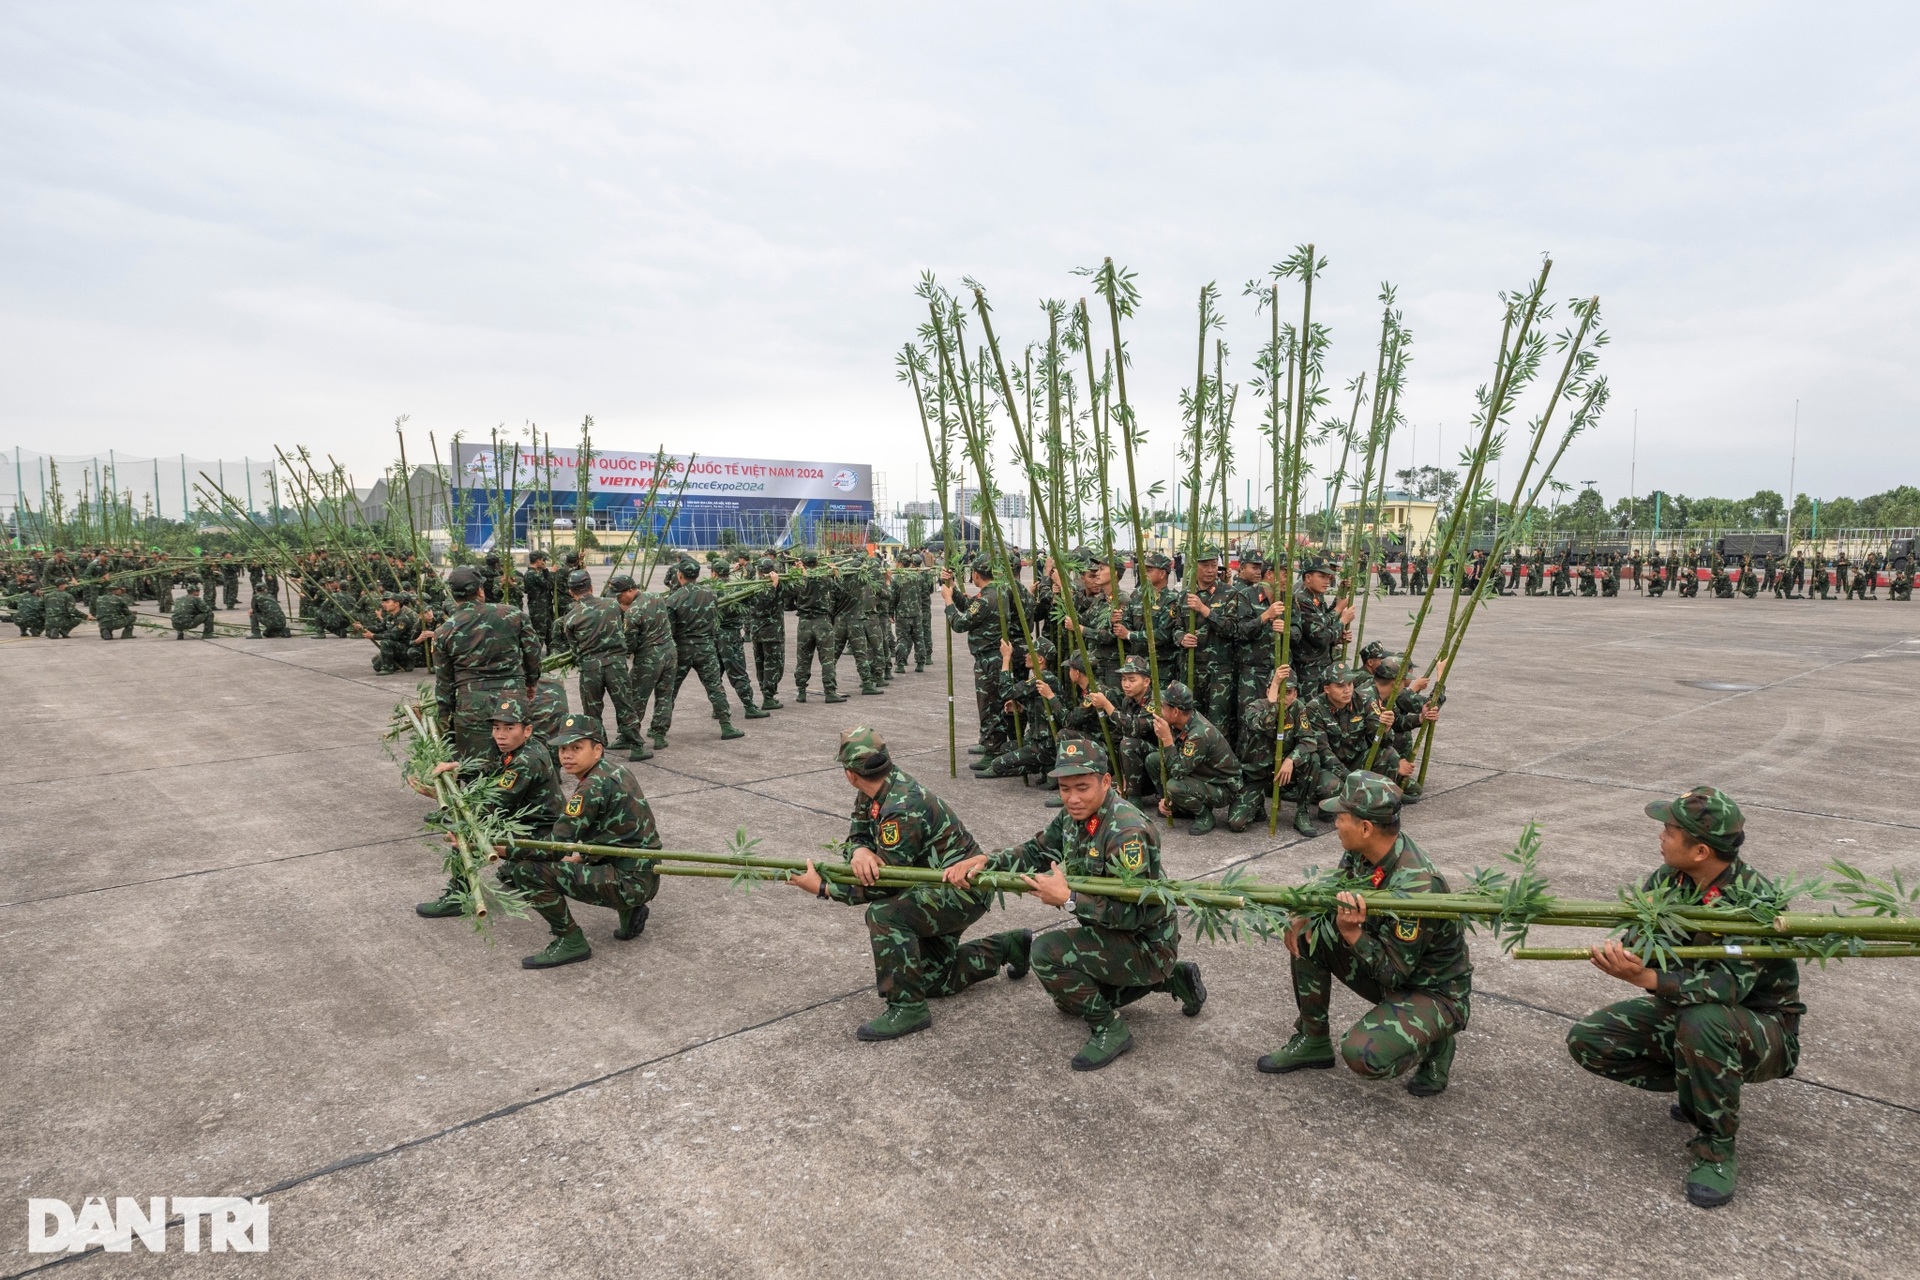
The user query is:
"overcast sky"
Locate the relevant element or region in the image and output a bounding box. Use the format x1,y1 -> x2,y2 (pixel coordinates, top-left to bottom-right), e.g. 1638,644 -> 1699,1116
3,2 -> 1915,510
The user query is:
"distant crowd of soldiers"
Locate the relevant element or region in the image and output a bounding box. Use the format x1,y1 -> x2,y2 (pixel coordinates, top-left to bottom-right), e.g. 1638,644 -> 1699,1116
1415,546 -> 1914,601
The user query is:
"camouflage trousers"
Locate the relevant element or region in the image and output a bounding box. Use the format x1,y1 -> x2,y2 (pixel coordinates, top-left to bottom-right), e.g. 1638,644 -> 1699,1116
894,615 -> 929,669
98,620 -> 135,640
1117,734 -> 1155,798
529,601 -> 554,648
578,652 -> 641,743
1230,759 -> 1326,824
655,640 -> 736,732
718,633 -> 758,709
629,645 -> 673,731
372,637 -> 417,673
1291,950 -> 1469,1082
753,636 -> 786,700
1232,652 -> 1273,742
497,855 -> 661,936
792,617 -> 838,695
864,614 -> 890,677
447,678 -> 525,762
969,656 -> 1011,752
1566,997 -> 1797,1161
978,724 -> 1057,779
1032,919 -> 1178,1026
1142,749 -> 1240,817
864,886 -> 1008,1007
831,614 -> 876,687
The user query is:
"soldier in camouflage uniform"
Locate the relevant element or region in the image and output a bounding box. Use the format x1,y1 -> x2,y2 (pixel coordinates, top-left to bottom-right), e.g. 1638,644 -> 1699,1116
946,736 -> 1206,1071
522,550 -> 556,646
1370,659 -> 1440,797
1081,657 -> 1160,800
1257,771 -> 1472,1098
1113,552 -> 1179,680
360,595 -> 420,673
748,557 -> 788,706
789,552 -> 846,704
14,585 -> 45,637
1288,558 -> 1351,693
890,552 -> 928,672
249,586 -> 290,638
496,713 -> 663,969
1060,549 -> 1127,683
414,691 -> 565,919
42,580 -> 82,638
710,561 -> 768,718
787,728 -> 1031,1041
1566,787 -> 1804,1209
168,582 -> 214,639
1306,667 -> 1400,797
863,555 -> 894,683
829,560 -> 883,695
432,565 -> 543,763
1229,666 -> 1327,836
561,570 -> 646,757
943,557 -> 1016,755
652,560 -> 746,745
971,637 -> 1064,780
1176,547 -> 1235,733
621,576 -> 674,758
1141,680 -> 1242,835
93,584 -> 137,640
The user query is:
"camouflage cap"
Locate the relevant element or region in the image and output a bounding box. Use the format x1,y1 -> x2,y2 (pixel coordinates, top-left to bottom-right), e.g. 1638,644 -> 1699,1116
185,581 -> 202,592
566,569 -> 593,592
607,573 -> 636,593
448,565 -> 483,597
488,692 -> 532,724
757,558 -> 776,573
1300,557 -> 1333,577
1646,786 -> 1745,856
800,550 -> 819,567
1142,552 -> 1172,571
713,562 -> 732,578
529,550 -> 549,564
1047,735 -> 1109,779
1193,545 -> 1221,563
1372,658 -> 1403,683
1117,657 -> 1150,677
1321,665 -> 1365,687
1064,652 -> 1090,675
1161,680 -> 1197,710
971,554 -> 996,576
549,712 -> 606,747
1359,640 -> 1390,662
676,559 -> 701,580
837,725 -> 891,776
1320,770 -> 1403,822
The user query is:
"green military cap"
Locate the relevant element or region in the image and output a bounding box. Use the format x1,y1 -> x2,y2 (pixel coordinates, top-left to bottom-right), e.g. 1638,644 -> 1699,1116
1359,640 -> 1390,662
447,565 -> 482,597
1321,665 -> 1365,686
1239,547 -> 1268,566
1064,652 -> 1090,675
1026,636 -> 1056,663
607,574 -> 636,592
381,591 -> 399,602
1194,545 -> 1221,563
1047,735 -> 1108,779
185,581 -> 201,592
757,558 -> 776,573
1141,552 -> 1172,571
1300,556 -> 1333,576
1320,770 -> 1403,823
529,550 -> 549,564
971,553 -> 995,576
1372,658 -> 1403,683
1160,680 -> 1196,710
488,692 -> 532,724
549,712 -> 606,747
677,559 -> 701,580
566,569 -> 593,592
712,562 -> 732,578
800,550 -> 819,567
1646,786 -> 1745,856
111,583 -> 128,592
837,725 -> 891,776
1117,657 -> 1150,677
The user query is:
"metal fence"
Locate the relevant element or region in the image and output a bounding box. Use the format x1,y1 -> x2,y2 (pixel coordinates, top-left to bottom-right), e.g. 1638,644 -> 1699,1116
4,447 -> 280,529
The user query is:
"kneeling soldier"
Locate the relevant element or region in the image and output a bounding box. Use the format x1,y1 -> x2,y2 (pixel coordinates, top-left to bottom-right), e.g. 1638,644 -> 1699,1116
1565,787 -> 1803,1210
414,690 -> 565,919
496,713 -> 662,969
787,727 -> 1031,1042
946,736 -> 1206,1071
1142,679 -> 1242,835
1260,771 -> 1472,1097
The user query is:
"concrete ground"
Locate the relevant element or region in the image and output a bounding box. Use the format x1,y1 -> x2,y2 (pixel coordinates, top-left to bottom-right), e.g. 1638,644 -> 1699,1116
3,588 -> 1918,1278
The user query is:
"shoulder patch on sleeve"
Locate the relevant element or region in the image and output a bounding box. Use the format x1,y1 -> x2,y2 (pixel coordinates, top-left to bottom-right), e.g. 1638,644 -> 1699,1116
497,770 -> 518,789
1394,918 -> 1421,942
878,818 -> 902,848
1117,836 -> 1146,874
565,794 -> 584,818
1181,739 -> 1197,758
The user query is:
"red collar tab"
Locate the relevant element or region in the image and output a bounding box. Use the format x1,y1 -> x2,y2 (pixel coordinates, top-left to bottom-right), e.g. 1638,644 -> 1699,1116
869,801 -> 881,820
1084,817 -> 1100,836
1370,865 -> 1386,888
1702,884 -> 1721,905
503,752 -> 515,767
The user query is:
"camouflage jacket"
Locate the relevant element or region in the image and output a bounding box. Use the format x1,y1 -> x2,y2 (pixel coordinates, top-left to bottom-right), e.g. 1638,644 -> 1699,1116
746,577 -> 787,639
666,580 -> 718,647
946,584 -> 1008,656
561,595 -> 627,658
1219,579 -> 1275,660
464,736 -> 565,838
787,570 -> 836,620
1162,710 -> 1242,784
168,594 -> 211,629
250,593 -> 287,631
1119,583 -> 1180,663
716,587 -> 752,642
432,602 -> 542,713
1289,588 -> 1345,674
1307,691 -> 1387,769
521,566 -> 555,606
827,766 -> 986,907
551,757 -> 662,860
625,592 -> 674,654
1073,584 -> 1130,671
1638,860 -> 1805,1021
989,788 -> 1173,937
1235,694 -> 1321,779
1182,579 -> 1234,657
1318,833 -> 1473,1008
831,569 -> 872,621
93,594 -> 134,627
